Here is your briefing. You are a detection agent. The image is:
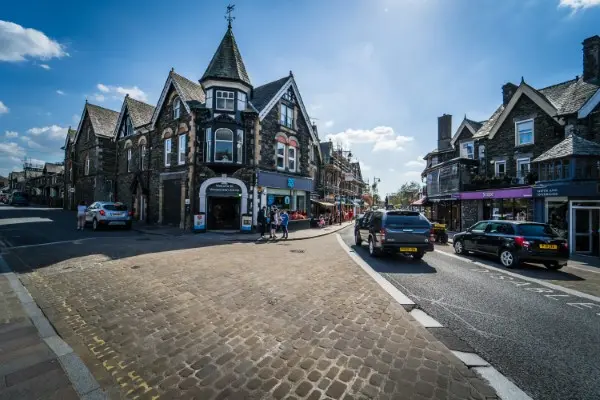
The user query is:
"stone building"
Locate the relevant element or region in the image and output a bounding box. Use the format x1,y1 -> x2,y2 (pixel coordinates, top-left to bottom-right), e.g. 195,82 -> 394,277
62,128 -> 77,210
65,103 -> 119,207
421,35 -> 600,257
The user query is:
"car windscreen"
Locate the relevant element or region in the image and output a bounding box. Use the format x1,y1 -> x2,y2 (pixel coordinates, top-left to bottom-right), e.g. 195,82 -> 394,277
103,204 -> 128,211
517,224 -> 557,237
385,212 -> 428,227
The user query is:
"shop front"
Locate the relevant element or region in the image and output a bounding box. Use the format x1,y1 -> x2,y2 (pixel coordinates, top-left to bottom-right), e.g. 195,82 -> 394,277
458,187 -> 533,230
197,177 -> 249,232
428,194 -> 461,232
257,171 -> 313,231
533,181 -> 600,256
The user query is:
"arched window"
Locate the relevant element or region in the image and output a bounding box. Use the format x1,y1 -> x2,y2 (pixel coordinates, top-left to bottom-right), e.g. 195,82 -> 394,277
173,97 -> 181,119
214,128 -> 234,162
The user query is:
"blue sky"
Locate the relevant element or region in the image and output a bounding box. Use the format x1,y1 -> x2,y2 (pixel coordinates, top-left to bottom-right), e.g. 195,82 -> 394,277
1,0 -> 599,195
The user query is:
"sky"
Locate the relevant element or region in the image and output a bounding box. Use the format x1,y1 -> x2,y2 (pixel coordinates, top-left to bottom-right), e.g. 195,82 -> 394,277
1,0 -> 599,195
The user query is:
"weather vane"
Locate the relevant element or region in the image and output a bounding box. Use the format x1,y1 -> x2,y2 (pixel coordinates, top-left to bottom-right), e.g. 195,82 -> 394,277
226,4 -> 235,28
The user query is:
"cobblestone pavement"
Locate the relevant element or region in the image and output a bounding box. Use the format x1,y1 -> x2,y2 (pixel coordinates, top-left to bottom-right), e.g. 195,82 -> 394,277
7,234 -> 497,400
436,243 -> 600,297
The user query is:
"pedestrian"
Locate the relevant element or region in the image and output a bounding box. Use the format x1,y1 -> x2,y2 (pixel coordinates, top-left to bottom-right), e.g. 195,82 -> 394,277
280,209 -> 289,239
76,200 -> 87,230
269,206 -> 278,239
257,206 -> 267,240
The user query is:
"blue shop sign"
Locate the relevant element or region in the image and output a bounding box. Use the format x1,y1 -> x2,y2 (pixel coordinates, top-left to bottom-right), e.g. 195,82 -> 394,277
267,195 -> 275,205
533,182 -> 600,197
257,170 -> 313,191
287,178 -> 295,188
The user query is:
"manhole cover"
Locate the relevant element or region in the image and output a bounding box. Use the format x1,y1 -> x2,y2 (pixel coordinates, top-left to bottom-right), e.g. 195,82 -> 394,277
290,249 -> 305,254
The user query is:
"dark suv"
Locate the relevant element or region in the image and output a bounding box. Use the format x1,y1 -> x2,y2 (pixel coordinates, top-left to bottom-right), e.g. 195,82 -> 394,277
452,221 -> 569,269
355,210 -> 434,259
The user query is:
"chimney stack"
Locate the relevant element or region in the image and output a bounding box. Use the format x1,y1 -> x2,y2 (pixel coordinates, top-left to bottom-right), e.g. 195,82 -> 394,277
583,35 -> 600,84
437,114 -> 452,151
502,82 -> 518,106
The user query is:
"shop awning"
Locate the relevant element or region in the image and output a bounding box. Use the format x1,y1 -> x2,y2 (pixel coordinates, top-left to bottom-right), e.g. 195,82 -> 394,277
411,197 -> 427,206
311,199 -> 335,207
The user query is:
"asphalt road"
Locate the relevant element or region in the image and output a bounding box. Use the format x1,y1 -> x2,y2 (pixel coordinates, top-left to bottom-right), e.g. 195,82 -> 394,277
339,228 -> 600,400
0,205 -> 142,248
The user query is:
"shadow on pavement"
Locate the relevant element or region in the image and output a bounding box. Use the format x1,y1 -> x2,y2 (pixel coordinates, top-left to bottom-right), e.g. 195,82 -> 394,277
350,244 -> 437,274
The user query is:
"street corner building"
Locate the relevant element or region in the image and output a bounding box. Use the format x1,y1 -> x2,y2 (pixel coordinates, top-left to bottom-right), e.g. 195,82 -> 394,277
420,35 -> 600,258
63,19 -> 328,233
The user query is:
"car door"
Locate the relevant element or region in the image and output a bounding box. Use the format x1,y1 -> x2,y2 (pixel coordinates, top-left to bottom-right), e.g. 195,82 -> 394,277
360,212 -> 372,239
463,221 -> 488,251
86,202 -> 97,222
480,222 -> 506,254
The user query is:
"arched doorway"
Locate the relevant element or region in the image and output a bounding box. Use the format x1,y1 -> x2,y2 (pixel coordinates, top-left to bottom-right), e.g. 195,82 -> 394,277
199,177 -> 248,230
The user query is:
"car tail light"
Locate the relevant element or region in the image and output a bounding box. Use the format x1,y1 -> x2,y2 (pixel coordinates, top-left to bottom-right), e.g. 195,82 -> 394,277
562,242 -> 568,249
429,228 -> 435,242
380,228 -> 386,241
128,211 -> 133,216
514,236 -> 530,248
99,210 -> 105,216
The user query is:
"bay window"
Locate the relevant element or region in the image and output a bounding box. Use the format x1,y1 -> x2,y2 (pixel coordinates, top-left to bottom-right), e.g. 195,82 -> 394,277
216,91 -> 235,111
516,119 -> 534,145
214,128 -> 233,162
236,129 -> 243,164
237,92 -> 247,111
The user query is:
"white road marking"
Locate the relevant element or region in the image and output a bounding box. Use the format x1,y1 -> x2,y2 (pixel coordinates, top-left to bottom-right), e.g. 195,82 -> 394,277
474,366 -> 534,400
335,234 -> 415,306
434,249 -> 600,304
0,217 -> 53,226
5,236 -> 136,250
564,264 -> 600,274
451,351 -> 489,367
409,309 -> 443,328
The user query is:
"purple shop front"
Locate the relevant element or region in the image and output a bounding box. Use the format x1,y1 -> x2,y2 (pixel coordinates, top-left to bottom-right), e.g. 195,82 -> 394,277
458,187 -> 532,200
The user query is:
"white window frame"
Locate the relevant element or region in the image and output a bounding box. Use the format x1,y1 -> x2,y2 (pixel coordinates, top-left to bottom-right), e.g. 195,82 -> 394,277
127,148 -> 132,172
140,145 -> 147,170
237,92 -> 247,112
125,118 -> 133,137
178,135 -> 186,165
236,129 -> 243,164
164,138 -> 172,167
515,119 -> 534,146
205,89 -> 213,109
216,91 -> 235,111
173,97 -> 181,119
288,146 -> 297,172
516,157 -> 530,183
276,142 -> 286,170
280,104 -> 294,128
495,160 -> 506,177
214,128 -> 234,162
460,141 -> 474,159
85,157 -> 90,176
205,128 -> 212,162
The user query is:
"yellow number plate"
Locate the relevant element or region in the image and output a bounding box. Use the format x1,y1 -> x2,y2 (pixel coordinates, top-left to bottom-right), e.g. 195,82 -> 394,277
400,247 -> 418,252
539,244 -> 558,250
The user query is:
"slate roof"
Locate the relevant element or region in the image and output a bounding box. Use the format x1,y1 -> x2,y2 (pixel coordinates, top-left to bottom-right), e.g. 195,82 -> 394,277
86,103 -> 119,138
44,163 -> 64,174
125,96 -> 155,128
201,26 -> 251,86
171,71 -> 205,105
533,134 -> 600,162
465,118 -> 483,131
538,77 -> 599,116
472,105 -> 504,138
251,76 -> 290,113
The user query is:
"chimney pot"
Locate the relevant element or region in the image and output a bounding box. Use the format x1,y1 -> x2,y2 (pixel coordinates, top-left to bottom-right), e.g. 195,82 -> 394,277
437,114 -> 452,151
502,82 -> 518,106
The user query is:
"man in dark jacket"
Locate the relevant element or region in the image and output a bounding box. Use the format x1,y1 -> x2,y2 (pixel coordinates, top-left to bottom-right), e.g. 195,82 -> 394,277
257,206 -> 267,240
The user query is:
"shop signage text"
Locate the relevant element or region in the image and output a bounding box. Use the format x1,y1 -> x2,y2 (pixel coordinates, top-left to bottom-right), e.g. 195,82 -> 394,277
206,182 -> 242,197
533,182 -> 600,197
459,187 -> 532,200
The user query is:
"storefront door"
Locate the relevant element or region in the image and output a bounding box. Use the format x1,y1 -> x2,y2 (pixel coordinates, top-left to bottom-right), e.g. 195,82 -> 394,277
208,197 -> 240,230
572,203 -> 600,256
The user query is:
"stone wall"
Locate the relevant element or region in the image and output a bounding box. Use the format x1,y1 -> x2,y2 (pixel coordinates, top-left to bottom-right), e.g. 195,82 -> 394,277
461,200 -> 480,230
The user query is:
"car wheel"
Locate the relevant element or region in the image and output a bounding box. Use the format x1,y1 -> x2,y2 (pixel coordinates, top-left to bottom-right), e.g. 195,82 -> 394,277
368,237 -> 379,258
499,249 -> 518,269
544,262 -> 563,270
355,232 -> 362,246
413,251 -> 424,260
454,240 -> 464,255
92,218 -> 99,231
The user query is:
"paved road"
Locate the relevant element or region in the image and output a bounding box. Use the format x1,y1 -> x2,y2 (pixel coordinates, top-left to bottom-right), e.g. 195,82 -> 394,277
339,228 -> 600,400
0,205 -> 142,248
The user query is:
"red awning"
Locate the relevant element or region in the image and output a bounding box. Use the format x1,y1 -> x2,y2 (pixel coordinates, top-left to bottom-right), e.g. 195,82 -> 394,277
411,197 -> 427,206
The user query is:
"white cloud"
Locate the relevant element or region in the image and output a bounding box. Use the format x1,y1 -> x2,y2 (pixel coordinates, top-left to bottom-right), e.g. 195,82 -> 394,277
405,156 -> 426,168
27,125 -> 68,140
5,131 -> 18,138
324,120 -> 335,128
359,161 -> 371,172
93,94 -> 105,102
97,83 -> 110,93
388,168 -> 395,172
326,126 -> 413,152
56,90 -> 65,95
0,142 -> 26,158
39,63 -> 50,70
0,101 -> 8,114
402,171 -> 422,180
559,0 -> 600,9
0,20 -> 67,62
20,136 -> 42,148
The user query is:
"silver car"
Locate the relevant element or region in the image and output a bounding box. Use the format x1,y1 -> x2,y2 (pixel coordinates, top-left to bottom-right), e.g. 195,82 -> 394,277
85,201 -> 132,230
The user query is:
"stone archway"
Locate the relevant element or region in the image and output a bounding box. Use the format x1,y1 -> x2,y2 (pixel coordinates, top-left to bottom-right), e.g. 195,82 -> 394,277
198,177 -> 248,215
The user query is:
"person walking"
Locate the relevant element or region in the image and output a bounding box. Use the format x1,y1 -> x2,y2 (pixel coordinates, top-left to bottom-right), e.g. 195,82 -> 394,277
76,200 -> 87,230
269,206 -> 278,239
280,209 -> 289,239
257,206 -> 267,240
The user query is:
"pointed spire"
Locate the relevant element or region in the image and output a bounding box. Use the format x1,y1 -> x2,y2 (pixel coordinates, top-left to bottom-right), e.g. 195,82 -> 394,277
521,76 -> 525,84
200,25 -> 251,86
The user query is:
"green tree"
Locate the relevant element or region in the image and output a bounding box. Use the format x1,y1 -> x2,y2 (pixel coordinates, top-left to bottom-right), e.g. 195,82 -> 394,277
391,181 -> 421,208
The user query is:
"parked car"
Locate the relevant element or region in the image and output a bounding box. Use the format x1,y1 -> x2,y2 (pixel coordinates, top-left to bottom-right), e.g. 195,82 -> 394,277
9,191 -> 29,206
355,210 -> 434,259
85,201 -> 132,231
452,221 -> 568,270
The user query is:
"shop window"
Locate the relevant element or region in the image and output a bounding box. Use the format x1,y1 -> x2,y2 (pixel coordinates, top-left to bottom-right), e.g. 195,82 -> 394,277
276,142 -> 286,170
516,119 -> 534,145
214,128 -> 233,162
216,91 -> 235,111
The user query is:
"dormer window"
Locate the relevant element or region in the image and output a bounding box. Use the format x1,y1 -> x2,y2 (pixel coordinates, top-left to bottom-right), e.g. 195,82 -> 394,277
280,104 -> 294,129
516,119 -> 534,146
431,156 -> 439,166
173,97 -> 181,119
216,91 -> 235,111
460,141 -> 474,159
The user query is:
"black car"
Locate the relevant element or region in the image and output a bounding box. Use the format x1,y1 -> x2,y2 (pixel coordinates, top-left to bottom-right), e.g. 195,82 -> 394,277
452,220 -> 569,269
9,192 -> 29,206
355,210 -> 434,259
